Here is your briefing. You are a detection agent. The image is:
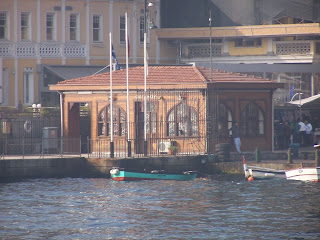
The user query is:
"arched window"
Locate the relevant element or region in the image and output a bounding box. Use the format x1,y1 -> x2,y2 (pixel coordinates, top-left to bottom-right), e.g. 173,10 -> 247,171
241,102 -> 264,137
218,103 -> 233,137
167,102 -> 198,136
98,104 -> 126,137
146,102 -> 158,134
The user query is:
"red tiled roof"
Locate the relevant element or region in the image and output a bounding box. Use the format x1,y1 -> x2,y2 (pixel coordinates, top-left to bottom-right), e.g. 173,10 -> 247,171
57,65 -> 275,86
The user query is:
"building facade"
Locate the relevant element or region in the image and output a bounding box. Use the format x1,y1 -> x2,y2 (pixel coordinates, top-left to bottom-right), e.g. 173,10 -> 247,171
50,66 -> 283,154
0,0 -> 161,108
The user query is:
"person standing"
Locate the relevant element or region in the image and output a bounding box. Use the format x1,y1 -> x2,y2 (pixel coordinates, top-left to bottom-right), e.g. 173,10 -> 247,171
229,121 -> 241,153
276,120 -> 285,149
298,118 -> 306,146
284,121 -> 291,148
291,119 -> 300,143
305,120 -> 313,145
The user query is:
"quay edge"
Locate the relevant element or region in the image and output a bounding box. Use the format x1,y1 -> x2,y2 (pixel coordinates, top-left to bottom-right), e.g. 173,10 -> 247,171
0,153 -> 317,181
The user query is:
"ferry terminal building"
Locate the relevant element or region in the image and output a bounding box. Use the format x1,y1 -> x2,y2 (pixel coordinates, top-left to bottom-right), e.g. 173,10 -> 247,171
49,65 -> 283,156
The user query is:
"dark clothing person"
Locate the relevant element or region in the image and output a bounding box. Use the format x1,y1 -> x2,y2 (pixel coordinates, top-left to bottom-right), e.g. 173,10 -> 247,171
291,120 -> 300,143
229,122 -> 241,153
284,121 -> 291,148
277,122 -> 285,149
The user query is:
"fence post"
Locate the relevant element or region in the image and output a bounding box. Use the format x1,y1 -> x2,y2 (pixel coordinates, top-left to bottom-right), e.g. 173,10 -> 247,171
128,140 -> 131,157
287,148 -> 292,164
110,141 -> 114,158
22,135 -> 25,159
79,136 -> 81,156
87,136 -> 89,158
60,137 -> 63,157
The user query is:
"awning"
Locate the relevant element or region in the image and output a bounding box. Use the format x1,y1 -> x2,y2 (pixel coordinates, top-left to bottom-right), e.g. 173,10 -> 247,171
287,93 -> 320,107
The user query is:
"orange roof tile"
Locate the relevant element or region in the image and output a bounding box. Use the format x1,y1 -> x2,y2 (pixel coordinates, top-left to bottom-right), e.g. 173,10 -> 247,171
57,65 -> 276,86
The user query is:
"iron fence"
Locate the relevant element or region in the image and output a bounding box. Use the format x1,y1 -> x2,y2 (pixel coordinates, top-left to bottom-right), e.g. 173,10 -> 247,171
87,136 -> 207,159
0,137 -> 81,159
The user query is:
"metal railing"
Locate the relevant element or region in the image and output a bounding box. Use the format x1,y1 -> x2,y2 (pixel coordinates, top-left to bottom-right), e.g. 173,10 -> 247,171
87,136 -> 207,159
0,137 -> 81,159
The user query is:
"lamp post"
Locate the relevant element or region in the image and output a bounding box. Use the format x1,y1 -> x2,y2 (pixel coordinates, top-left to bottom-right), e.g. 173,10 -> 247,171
32,103 -> 41,118
144,1 -> 157,33
143,0 -> 155,156
209,11 -> 212,82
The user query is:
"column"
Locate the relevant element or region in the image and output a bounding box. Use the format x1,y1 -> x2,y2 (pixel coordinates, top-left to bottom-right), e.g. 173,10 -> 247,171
86,0 -> 90,65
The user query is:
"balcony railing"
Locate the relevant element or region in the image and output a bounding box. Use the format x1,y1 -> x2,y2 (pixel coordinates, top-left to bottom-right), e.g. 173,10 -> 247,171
0,42 -> 86,58
0,42 -> 14,57
186,43 -> 222,58
275,41 -> 312,55
182,40 -> 320,59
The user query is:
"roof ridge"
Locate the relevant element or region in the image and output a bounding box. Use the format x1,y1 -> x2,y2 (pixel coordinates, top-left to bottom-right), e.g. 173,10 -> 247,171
194,66 -> 207,82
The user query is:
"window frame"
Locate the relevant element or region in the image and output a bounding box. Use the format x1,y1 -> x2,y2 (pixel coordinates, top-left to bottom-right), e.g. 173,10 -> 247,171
23,67 -> 34,105
93,14 -> 103,43
146,101 -> 158,135
46,12 -> 56,41
240,102 -> 265,137
69,13 -> 79,42
235,38 -> 262,47
217,102 -> 233,137
0,11 -> 8,40
21,12 -> 31,41
120,15 -> 125,44
166,102 -> 199,137
139,12 -> 150,45
98,104 -> 126,137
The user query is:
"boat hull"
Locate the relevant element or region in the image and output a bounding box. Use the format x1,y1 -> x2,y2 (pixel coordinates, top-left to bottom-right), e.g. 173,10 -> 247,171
110,170 -> 197,181
249,168 -> 286,180
285,167 -> 320,182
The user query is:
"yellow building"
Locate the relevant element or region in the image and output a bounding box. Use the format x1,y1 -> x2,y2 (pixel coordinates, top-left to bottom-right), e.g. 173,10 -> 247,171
0,0 -> 161,108
1,0 -> 320,114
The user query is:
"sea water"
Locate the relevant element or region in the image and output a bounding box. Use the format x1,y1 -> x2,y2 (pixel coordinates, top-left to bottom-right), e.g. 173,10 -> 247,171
0,176 -> 319,239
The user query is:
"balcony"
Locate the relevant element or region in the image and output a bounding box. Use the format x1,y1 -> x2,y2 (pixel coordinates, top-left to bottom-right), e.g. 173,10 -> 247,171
186,43 -> 222,58
275,41 -> 313,55
180,40 -> 320,64
0,42 -> 86,58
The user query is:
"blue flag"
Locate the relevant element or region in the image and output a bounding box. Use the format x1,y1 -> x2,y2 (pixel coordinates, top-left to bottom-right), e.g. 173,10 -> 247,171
112,44 -> 120,70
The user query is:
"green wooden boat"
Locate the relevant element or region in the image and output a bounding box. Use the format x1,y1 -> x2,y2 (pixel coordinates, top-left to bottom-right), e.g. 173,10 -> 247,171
110,168 -> 197,181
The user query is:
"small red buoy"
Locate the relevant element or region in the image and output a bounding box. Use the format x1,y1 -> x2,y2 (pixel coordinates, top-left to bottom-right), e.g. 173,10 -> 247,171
248,176 -> 254,182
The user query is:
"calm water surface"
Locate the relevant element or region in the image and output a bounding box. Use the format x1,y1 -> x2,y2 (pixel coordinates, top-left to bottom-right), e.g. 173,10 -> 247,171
0,176 -> 320,240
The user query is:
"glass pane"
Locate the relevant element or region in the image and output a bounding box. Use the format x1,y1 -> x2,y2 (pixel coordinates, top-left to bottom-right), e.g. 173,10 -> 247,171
46,15 -> 53,27
21,28 -> 27,40
168,111 -> 175,136
151,113 -> 157,133
70,29 -> 76,41
0,28 -> 4,38
93,29 -> 99,42
46,29 -> 53,41
98,123 -> 105,136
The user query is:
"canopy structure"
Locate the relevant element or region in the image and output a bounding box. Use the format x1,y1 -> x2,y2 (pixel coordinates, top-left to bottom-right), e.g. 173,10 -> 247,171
287,94 -> 320,107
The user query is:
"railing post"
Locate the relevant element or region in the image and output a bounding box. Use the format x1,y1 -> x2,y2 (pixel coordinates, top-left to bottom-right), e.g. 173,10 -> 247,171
87,136 -> 89,158
128,140 -> 131,157
144,140 -> 147,157
110,141 -> 114,158
60,137 -> 63,157
22,135 -> 25,159
79,136 -> 81,156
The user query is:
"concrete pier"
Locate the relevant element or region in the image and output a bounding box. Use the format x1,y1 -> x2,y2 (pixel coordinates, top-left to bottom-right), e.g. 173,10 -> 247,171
0,151 -> 317,181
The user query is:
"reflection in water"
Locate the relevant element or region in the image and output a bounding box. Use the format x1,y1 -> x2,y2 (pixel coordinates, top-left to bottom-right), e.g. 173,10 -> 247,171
0,176 -> 320,239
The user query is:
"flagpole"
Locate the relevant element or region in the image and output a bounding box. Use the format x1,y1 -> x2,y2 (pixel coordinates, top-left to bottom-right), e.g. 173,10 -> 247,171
125,12 -> 131,157
144,32 -> 147,156
109,32 -> 114,158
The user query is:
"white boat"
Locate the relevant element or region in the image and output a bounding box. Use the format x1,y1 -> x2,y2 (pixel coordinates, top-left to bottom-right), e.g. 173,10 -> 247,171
285,167 -> 320,182
285,144 -> 320,182
243,156 -> 285,180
